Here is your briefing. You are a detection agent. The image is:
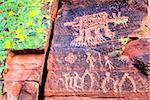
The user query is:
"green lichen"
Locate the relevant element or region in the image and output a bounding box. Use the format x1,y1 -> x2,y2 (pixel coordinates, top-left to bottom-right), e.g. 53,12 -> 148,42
120,37 -> 129,45
0,0 -> 53,96
0,51 -> 7,79
0,0 -> 51,50
0,1 -> 52,52
0,0 -> 52,73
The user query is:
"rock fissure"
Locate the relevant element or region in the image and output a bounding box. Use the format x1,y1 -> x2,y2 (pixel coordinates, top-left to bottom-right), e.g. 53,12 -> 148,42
39,0 -> 60,99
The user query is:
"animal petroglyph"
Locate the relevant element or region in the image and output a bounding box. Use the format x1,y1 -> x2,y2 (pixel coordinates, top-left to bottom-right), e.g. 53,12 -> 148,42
101,72 -> 118,93
86,52 -> 96,72
64,11 -> 128,47
112,12 -> 128,27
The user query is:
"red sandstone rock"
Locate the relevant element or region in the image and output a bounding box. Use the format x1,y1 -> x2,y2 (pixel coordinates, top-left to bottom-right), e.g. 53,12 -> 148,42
5,53 -> 44,70
3,82 -> 23,100
2,81 -> 39,100
44,0 -> 150,98
4,69 -> 41,82
47,53 -> 56,71
45,93 -> 150,100
3,53 -> 44,81
122,39 -> 150,58
2,53 -> 44,100
18,82 -> 39,100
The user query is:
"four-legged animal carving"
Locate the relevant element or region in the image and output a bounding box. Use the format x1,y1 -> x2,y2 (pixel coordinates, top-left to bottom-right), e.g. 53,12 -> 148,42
64,11 -> 128,47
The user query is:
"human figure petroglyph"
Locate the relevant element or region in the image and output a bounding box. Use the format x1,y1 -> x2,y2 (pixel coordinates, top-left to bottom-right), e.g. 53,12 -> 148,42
104,55 -> 114,70
101,72 -> 118,93
58,72 -> 83,91
57,69 -> 96,91
118,73 -> 136,92
57,71 -> 138,92
64,11 -> 128,47
98,53 -> 104,71
86,52 -> 96,72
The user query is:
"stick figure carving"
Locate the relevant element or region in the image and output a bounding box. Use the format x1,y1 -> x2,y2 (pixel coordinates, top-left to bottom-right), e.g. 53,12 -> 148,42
104,55 -> 114,70
59,72 -> 83,91
86,52 -> 96,72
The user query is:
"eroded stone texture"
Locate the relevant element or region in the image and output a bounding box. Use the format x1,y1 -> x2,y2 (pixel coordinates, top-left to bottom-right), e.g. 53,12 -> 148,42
18,82 -> 39,100
45,93 -> 150,100
45,0 -> 150,99
2,81 -> 39,100
2,53 -> 44,99
122,39 -> 150,75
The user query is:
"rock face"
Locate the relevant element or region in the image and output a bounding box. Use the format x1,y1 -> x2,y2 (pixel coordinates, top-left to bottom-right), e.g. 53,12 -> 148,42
45,0 -> 150,99
2,53 -> 44,100
1,0 -> 150,99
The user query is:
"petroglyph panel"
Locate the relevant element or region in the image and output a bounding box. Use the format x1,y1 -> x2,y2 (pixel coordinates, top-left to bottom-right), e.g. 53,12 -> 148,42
64,11 -> 128,47
52,1 -> 147,48
45,48 -> 150,95
46,0 -> 150,97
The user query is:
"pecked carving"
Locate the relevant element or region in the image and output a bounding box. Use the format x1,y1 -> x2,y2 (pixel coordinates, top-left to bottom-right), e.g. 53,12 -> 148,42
86,52 -> 96,71
64,11 -> 128,47
118,73 -> 137,92
101,72 -> 118,93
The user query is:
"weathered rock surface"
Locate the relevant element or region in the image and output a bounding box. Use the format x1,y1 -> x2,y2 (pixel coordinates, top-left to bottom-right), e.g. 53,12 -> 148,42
2,53 -> 44,100
45,0 -> 150,99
